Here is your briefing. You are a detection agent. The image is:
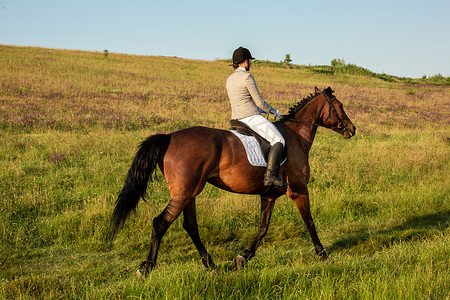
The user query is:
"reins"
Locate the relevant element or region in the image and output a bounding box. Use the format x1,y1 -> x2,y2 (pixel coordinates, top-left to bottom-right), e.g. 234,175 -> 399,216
281,118 -> 337,129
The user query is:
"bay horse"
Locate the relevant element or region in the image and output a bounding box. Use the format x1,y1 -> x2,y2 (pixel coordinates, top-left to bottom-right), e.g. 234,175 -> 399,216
110,86 -> 356,274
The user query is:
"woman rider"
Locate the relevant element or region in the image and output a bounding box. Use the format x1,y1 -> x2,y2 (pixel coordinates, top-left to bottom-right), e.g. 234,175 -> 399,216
226,46 -> 287,188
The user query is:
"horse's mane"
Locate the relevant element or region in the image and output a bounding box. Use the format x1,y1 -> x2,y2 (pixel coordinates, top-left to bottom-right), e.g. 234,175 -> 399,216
278,87 -> 333,122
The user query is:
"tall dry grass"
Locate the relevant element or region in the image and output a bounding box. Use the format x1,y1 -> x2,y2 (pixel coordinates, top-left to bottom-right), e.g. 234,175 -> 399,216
0,45 -> 449,299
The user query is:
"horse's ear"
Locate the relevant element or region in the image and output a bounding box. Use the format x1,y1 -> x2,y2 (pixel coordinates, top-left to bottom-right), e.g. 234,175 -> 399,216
326,86 -> 334,95
314,86 -> 321,94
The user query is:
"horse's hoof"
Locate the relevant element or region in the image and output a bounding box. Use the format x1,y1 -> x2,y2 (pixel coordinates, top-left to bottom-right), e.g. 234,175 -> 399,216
234,255 -> 246,270
321,254 -> 332,263
136,269 -> 144,280
317,250 -> 331,263
136,261 -> 151,280
209,267 -> 219,275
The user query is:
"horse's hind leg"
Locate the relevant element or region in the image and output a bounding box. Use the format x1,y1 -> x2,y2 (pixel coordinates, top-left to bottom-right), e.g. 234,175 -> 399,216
182,198 -> 216,269
140,199 -> 186,274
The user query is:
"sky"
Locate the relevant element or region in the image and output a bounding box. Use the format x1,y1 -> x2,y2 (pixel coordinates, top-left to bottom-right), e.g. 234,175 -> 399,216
1,0 -> 449,78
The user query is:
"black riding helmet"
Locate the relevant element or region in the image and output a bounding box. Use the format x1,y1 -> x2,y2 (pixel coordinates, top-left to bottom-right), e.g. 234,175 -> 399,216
232,47 -> 255,64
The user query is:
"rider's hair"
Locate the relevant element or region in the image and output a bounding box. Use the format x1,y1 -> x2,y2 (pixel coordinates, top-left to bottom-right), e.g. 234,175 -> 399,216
232,63 -> 240,69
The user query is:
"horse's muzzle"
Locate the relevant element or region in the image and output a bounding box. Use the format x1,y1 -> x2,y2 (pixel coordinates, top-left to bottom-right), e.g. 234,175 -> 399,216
343,125 -> 356,139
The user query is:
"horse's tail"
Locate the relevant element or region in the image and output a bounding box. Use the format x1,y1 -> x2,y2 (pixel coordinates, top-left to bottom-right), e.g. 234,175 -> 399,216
110,134 -> 171,239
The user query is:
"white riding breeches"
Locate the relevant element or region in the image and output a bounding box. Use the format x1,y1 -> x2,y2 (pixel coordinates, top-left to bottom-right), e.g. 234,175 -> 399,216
239,114 -> 285,147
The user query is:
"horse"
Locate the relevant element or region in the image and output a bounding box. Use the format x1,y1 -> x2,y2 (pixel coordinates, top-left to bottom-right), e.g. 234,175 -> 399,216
110,86 -> 356,274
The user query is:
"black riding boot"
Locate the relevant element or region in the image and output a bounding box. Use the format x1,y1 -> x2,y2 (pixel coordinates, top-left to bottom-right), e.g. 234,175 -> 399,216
263,142 -> 287,187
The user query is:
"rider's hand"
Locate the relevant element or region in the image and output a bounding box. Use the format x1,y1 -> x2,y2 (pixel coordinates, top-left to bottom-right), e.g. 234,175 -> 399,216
274,110 -> 282,119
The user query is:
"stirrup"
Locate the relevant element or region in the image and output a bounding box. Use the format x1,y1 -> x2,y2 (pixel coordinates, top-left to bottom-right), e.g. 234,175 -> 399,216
264,171 -> 287,187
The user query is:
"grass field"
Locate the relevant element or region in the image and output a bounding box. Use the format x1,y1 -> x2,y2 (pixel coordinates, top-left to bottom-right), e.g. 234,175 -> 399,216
1,45 -> 449,299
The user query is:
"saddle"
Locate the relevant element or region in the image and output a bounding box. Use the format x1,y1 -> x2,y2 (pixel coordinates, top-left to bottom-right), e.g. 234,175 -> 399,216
229,119 -> 287,164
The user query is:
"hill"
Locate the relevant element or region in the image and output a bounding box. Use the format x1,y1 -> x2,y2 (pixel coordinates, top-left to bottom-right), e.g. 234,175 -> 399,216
0,45 -> 449,299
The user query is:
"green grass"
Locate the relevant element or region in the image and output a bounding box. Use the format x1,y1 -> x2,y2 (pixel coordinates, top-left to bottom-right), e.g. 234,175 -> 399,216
1,45 -> 449,299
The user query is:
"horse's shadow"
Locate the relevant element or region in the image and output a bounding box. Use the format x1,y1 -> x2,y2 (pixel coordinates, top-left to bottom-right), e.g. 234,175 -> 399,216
329,210 -> 450,252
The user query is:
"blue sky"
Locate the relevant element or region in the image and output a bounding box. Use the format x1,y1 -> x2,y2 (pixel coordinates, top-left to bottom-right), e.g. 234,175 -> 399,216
1,0 -> 449,78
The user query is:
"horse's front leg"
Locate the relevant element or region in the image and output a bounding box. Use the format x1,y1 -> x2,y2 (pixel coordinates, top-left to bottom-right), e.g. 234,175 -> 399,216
235,194 -> 277,269
288,189 -> 328,259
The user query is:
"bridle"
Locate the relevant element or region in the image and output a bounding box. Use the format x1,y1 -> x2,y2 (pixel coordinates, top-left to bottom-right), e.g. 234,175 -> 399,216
281,91 -> 346,132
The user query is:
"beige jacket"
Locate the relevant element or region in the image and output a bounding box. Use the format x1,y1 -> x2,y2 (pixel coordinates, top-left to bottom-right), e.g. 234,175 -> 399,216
226,69 -> 276,119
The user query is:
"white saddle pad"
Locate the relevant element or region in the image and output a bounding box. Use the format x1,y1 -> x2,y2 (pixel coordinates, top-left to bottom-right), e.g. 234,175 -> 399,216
230,130 -> 286,167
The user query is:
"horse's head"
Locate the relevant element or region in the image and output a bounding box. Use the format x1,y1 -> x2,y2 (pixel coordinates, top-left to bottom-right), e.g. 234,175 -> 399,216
317,87 -> 356,139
